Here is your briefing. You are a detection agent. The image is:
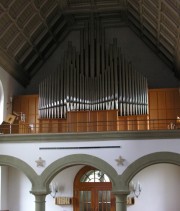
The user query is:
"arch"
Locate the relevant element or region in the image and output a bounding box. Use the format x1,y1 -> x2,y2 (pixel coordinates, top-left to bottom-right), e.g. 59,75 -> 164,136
74,165 -> 111,185
0,80 -> 4,124
0,155 -> 39,187
122,151 -> 180,186
41,154 -> 118,188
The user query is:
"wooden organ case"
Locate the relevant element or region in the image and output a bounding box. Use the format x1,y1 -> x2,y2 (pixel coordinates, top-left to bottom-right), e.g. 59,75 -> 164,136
4,18 -> 179,134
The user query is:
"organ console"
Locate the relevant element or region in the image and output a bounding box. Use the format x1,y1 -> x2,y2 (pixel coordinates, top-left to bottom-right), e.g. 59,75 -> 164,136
38,18 -> 148,119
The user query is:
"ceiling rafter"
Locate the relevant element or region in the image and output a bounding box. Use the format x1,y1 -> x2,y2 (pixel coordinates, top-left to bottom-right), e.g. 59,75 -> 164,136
174,3 -> 180,77
0,0 -> 179,86
156,0 -> 161,49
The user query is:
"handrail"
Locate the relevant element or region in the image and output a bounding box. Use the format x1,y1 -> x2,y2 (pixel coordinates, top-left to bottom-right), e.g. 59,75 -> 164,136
0,118 -> 179,135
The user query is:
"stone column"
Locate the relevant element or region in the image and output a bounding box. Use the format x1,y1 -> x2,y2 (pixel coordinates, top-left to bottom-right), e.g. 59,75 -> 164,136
31,192 -> 48,211
112,191 -> 129,211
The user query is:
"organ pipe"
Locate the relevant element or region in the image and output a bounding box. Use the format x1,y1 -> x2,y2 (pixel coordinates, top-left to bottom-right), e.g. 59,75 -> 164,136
38,18 -> 148,119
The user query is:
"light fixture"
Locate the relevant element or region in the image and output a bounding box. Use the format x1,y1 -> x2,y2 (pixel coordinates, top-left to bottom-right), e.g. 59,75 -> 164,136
49,182 -> 59,198
129,181 -> 142,198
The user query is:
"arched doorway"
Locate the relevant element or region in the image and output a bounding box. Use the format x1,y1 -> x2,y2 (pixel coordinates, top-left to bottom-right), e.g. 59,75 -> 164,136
73,166 -> 115,211
0,80 -> 4,124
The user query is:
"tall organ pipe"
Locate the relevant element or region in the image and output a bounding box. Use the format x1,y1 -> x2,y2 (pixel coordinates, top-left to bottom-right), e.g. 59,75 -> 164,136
38,20 -> 148,119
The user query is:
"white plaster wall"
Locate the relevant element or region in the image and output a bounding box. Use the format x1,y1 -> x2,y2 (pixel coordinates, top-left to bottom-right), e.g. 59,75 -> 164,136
128,163 -> 180,211
7,165 -> 82,211
0,138 -> 179,175
46,165 -> 83,211
0,66 -> 25,120
8,166 -> 34,211
1,166 -> 8,210
6,163 -> 180,211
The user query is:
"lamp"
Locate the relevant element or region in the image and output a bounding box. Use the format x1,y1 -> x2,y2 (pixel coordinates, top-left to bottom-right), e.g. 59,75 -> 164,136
49,182 -> 59,198
129,181 -> 142,198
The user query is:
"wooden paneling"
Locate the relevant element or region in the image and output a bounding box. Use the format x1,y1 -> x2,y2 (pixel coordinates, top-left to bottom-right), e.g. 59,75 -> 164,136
39,119 -> 50,133
67,112 -> 78,132
174,90 -> 180,108
166,91 -> 174,109
107,110 -> 118,131
157,92 -> 166,109
117,115 -> 149,131
12,95 -> 39,133
149,88 -> 180,130
39,119 -> 68,133
77,111 -> 89,132
97,110 -> 108,132
58,119 -> 68,132
89,111 -> 97,132
128,116 -> 138,131
38,110 -> 119,133
137,115 -> 149,130
149,91 -> 157,109
11,88 -> 180,133
118,116 -> 128,131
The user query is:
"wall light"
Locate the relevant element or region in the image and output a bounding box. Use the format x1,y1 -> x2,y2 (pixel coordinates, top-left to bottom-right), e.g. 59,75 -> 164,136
49,182 -> 64,198
129,181 -> 142,198
49,182 -> 59,198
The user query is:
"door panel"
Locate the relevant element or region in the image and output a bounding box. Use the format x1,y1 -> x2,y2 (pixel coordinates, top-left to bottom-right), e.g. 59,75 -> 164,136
98,190 -> 111,211
79,191 -> 92,211
79,190 -> 114,211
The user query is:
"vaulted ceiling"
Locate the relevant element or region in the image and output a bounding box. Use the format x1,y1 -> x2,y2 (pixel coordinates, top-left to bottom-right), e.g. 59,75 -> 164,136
0,0 -> 180,86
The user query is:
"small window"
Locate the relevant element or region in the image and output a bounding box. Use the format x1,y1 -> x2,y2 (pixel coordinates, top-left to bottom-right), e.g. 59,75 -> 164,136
80,169 -> 110,182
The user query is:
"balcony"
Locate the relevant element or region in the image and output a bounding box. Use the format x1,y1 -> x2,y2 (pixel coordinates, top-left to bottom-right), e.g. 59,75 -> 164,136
1,88 -> 179,138
0,110 -> 179,135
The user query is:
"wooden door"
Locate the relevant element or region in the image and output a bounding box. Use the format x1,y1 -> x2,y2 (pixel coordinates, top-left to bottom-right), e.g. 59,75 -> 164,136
74,166 -> 115,211
78,188 -> 114,211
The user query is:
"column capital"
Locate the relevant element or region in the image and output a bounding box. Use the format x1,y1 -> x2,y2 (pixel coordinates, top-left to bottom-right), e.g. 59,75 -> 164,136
30,190 -> 50,196
112,189 -> 130,196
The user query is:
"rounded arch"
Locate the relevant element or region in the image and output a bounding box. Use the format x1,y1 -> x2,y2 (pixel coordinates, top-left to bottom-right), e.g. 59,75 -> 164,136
0,155 -> 39,186
74,165 -> 111,186
41,154 -> 118,188
122,151 -> 180,185
0,80 -> 4,124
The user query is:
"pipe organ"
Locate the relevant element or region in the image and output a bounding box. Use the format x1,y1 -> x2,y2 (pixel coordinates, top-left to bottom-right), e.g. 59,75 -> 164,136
39,18 -> 148,119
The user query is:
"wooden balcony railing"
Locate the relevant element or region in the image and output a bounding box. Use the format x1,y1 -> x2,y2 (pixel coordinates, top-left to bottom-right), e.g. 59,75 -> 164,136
0,118 -> 179,135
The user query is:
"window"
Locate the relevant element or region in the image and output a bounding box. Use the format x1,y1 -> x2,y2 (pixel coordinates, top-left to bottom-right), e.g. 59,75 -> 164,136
80,169 -> 110,182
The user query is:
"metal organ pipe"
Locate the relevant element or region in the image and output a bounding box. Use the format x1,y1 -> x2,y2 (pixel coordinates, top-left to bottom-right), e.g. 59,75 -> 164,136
38,20 -> 148,119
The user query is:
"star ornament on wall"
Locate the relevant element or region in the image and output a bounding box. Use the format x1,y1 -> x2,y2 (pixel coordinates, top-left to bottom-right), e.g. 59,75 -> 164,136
35,157 -> 45,167
115,156 -> 126,166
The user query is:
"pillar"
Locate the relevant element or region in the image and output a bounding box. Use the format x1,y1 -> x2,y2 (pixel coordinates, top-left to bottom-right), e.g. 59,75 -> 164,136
31,192 -> 47,211
112,191 -> 129,211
